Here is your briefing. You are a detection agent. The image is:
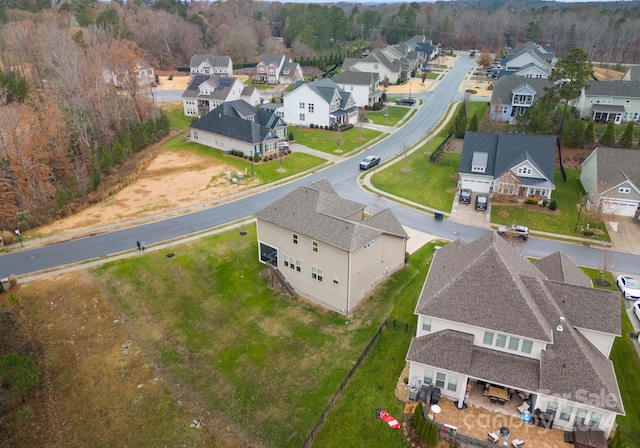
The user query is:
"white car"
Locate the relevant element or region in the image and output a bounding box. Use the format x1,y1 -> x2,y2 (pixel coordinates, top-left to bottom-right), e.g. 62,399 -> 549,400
634,302 -> 640,321
617,275 -> 640,300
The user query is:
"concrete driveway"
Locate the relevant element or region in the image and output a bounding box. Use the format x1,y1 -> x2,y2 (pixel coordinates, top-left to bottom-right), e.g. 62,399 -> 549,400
606,217 -> 640,254
449,190 -> 492,228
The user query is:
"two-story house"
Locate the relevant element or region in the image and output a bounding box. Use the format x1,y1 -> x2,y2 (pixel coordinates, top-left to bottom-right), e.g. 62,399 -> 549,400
458,132 -> 556,199
580,147 -> 640,217
574,80 -> 640,124
255,179 -> 408,315
189,100 -> 287,157
189,54 -> 233,78
254,54 -> 303,85
489,77 -> 553,122
182,75 -> 259,117
406,233 -> 624,438
331,71 -> 381,108
283,78 -> 358,128
497,42 -> 555,79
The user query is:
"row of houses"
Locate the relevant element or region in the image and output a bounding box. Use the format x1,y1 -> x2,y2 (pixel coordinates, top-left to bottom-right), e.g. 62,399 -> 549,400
489,42 -> 640,125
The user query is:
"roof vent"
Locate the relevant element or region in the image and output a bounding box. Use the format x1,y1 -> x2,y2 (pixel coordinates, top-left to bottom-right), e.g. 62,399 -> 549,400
556,316 -> 565,332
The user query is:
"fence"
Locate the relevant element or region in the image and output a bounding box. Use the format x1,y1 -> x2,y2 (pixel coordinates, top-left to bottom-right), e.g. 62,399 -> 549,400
301,317 -> 415,447
429,133 -> 453,163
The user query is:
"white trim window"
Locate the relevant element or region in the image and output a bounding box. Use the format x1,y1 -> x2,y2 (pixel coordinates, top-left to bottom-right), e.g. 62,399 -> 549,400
311,266 -> 323,281
619,187 -> 631,194
422,318 -> 432,332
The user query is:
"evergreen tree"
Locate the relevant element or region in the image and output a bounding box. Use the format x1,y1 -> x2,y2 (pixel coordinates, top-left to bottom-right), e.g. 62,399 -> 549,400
585,122 -> 596,145
600,121 -> 616,146
420,418 -> 432,444
469,112 -> 479,131
0,353 -> 40,403
619,121 -> 634,147
561,115 -> 585,147
453,103 -> 467,138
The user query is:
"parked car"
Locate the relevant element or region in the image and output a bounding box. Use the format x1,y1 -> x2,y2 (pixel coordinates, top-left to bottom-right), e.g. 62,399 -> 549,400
634,302 -> 640,320
395,98 -> 416,106
497,224 -> 530,241
475,194 -> 488,211
616,274 -> 640,300
277,141 -> 289,150
459,188 -> 472,204
360,155 -> 381,170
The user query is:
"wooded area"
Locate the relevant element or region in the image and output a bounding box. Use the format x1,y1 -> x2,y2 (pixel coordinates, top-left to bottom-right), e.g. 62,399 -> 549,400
0,0 -> 640,230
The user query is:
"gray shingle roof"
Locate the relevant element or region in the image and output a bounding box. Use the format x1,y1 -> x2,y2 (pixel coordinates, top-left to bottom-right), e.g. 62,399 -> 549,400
412,234 -> 623,414
407,330 -> 541,392
459,132 -> 556,185
189,100 -> 278,145
255,180 -> 408,251
535,251 -> 592,288
332,71 -> 379,86
586,147 -> 640,193
190,54 -> 230,69
584,80 -> 640,97
258,54 -> 286,67
490,76 -> 552,105
625,66 -> 640,82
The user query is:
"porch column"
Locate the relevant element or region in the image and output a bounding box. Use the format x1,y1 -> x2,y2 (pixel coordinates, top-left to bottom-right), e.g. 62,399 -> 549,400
457,377 -> 467,409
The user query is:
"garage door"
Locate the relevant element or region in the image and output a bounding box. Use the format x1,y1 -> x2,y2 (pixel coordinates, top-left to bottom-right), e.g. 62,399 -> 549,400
460,178 -> 492,193
601,199 -> 639,217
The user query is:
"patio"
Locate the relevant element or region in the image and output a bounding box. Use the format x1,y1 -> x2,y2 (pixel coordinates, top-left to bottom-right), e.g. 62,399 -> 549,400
401,378 -> 570,448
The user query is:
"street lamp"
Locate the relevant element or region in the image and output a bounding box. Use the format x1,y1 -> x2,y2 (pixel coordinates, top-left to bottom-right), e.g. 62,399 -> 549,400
575,197 -> 586,231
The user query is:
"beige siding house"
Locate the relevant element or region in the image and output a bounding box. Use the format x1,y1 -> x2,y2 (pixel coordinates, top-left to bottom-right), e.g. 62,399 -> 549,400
406,234 -> 624,438
255,180 -> 408,315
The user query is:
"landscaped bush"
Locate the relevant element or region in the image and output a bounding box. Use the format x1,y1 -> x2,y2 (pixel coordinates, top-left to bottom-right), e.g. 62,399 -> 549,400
288,131 -> 294,141
525,196 -> 539,205
309,123 -> 314,129
549,199 -> 558,211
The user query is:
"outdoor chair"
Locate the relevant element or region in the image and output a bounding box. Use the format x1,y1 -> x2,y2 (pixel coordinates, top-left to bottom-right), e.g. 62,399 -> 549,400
488,432 -> 500,443
490,397 -> 498,404
512,439 -> 524,448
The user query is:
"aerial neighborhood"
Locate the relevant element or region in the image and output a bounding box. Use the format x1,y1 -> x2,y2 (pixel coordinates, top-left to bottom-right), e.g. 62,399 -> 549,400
3,2 -> 640,446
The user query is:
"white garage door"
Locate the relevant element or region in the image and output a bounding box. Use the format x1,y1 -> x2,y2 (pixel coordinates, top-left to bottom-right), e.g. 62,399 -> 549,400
460,178 -> 492,193
601,199 -> 639,217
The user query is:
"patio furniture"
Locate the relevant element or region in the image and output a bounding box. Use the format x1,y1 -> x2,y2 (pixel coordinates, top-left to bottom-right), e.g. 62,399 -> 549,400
490,397 -> 498,404
488,432 -> 500,443
517,402 -> 530,414
517,390 -> 529,400
488,386 -> 510,401
512,439 -> 524,448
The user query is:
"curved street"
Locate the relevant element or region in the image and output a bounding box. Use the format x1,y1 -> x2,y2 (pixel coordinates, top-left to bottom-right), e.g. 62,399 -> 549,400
1,54 -> 639,278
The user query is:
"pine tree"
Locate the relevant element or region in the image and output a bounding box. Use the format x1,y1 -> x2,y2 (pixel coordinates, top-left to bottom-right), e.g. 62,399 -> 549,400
600,121 -> 616,146
619,121 -> 634,147
469,112 -> 479,131
585,122 -> 596,145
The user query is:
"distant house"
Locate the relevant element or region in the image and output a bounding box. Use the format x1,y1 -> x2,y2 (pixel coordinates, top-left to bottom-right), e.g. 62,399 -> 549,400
622,65 -> 640,82
458,132 -> 556,199
255,179 -> 408,315
407,233 -> 623,438
283,78 -> 358,128
189,100 -> 287,157
489,77 -> 552,122
103,62 -> 155,90
343,46 -> 405,84
190,54 -> 233,78
259,102 -> 284,119
497,41 -> 555,79
580,147 -> 640,217
331,71 -> 381,108
574,80 -> 640,124
254,54 -> 303,85
182,75 -> 258,117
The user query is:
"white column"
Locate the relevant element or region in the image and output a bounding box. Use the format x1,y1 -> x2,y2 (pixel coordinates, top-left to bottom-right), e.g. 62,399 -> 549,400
457,376 -> 468,409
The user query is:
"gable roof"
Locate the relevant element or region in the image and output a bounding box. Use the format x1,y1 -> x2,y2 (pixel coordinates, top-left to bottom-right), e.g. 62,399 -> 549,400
258,53 -> 286,67
189,100 -> 278,145
190,54 -> 231,69
411,234 -> 623,414
624,66 -> 640,82
583,80 -> 640,97
491,77 -> 552,106
332,71 -> 379,86
255,180 -> 408,251
182,76 -> 242,101
535,251 -> 592,288
291,78 -> 352,106
583,147 -> 640,193
459,132 -> 556,184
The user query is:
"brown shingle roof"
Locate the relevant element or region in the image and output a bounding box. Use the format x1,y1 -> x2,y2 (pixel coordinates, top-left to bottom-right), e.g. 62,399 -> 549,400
535,251 -> 593,288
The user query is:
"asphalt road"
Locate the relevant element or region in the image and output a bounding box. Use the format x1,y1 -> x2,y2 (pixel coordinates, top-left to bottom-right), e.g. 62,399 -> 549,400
2,54 -> 639,278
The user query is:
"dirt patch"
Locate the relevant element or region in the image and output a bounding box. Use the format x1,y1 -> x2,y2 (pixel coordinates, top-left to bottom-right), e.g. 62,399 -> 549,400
38,151 -> 258,236
593,67 -> 625,81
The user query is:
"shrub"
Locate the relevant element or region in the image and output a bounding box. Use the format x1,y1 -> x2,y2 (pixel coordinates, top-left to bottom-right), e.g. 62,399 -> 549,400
309,123 -> 314,129
1,230 -> 16,245
525,196 -> 539,205
253,152 -> 260,162
8,275 -> 17,287
168,73 -> 173,80
549,199 -> 558,211
288,131 -> 294,141
583,229 -> 594,236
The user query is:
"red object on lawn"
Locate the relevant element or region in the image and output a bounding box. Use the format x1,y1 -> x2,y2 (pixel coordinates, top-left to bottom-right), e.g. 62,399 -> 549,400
376,408 -> 401,429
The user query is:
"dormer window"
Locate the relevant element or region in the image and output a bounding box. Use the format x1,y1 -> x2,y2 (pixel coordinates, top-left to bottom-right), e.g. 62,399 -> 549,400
619,187 -> 630,194
471,151 -> 488,173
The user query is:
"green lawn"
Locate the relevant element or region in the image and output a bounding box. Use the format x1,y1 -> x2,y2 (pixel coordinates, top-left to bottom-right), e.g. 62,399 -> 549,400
491,168 -> 610,241
93,226 -> 431,448
293,127 -> 382,155
166,103 -> 193,131
365,106 -> 409,126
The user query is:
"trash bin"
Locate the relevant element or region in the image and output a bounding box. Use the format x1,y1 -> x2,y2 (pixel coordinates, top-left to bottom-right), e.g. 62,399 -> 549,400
434,211 -> 444,220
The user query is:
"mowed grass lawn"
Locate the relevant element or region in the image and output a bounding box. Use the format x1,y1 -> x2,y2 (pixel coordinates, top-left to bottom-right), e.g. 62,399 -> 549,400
293,127 -> 382,155
366,106 -> 410,126
93,225 -> 423,448
491,168 -> 610,241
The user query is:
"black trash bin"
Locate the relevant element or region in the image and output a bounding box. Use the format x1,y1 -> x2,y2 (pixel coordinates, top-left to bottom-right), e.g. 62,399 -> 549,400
434,211 -> 444,221
431,387 -> 441,405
